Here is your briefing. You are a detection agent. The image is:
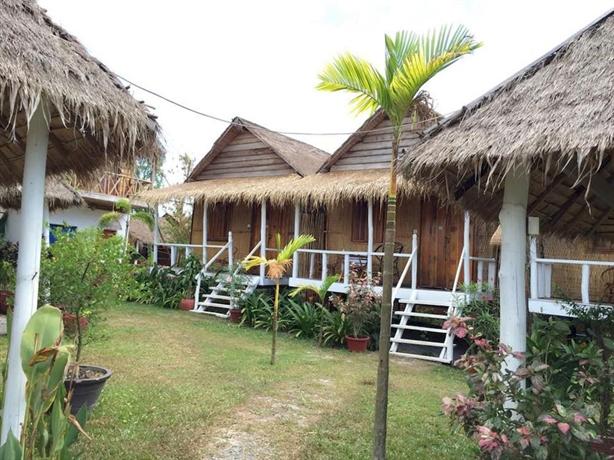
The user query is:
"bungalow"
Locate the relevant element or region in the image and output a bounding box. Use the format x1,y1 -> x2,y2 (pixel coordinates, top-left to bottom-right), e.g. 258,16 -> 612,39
401,9 -> 614,369
141,107 -> 498,362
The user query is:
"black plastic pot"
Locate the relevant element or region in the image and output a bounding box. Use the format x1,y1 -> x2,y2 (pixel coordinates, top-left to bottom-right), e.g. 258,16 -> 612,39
66,365 -> 112,415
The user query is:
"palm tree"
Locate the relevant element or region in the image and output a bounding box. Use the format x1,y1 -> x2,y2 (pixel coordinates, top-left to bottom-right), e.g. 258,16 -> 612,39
289,274 -> 339,304
317,26 -> 481,459
243,234 -> 316,365
99,198 -> 154,254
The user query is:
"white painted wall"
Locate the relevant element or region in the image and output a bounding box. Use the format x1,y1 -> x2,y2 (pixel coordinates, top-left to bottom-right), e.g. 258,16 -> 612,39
4,206 -> 128,243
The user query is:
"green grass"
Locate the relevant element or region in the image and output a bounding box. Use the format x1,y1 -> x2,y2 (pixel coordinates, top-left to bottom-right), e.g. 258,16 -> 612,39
0,303 -> 476,459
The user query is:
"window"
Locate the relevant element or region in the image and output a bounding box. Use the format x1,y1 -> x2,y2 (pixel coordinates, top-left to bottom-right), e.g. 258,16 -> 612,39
208,203 -> 232,241
351,201 -> 384,243
49,224 -> 77,244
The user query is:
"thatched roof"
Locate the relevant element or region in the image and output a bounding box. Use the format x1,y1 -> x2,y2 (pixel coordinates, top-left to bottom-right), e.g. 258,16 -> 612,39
129,218 -> 153,244
0,178 -> 83,211
401,9 -> 614,238
188,117 -> 329,180
0,0 -> 161,187
139,175 -> 304,206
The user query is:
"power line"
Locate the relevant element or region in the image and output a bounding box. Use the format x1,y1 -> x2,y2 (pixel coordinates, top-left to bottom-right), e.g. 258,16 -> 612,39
117,74 -> 448,137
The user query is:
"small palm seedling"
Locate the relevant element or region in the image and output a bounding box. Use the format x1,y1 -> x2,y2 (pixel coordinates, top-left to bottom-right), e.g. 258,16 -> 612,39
243,234 -> 315,365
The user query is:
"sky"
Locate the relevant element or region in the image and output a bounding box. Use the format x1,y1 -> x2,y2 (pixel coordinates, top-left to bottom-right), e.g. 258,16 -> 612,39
39,0 -> 613,184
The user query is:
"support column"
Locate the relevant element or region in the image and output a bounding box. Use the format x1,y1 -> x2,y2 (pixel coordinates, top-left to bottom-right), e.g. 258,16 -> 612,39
367,199 -> 374,280
1,102 -> 49,443
292,203 -> 300,279
42,199 -> 50,247
152,204 -> 159,265
499,169 -> 530,373
463,211 -> 471,288
260,200 -> 266,283
202,200 -> 208,265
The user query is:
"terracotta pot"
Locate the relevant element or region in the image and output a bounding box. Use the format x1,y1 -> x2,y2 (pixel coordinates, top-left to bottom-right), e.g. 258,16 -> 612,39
345,335 -> 370,353
0,290 -> 13,315
229,308 -> 242,323
62,312 -> 89,335
179,298 -> 195,311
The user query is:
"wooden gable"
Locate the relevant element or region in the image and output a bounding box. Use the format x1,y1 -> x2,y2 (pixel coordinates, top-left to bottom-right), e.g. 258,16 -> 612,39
193,130 -> 295,180
329,115 -> 422,172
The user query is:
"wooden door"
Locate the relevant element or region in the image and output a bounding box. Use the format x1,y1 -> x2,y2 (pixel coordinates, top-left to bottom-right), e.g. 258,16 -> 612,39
418,199 -> 464,289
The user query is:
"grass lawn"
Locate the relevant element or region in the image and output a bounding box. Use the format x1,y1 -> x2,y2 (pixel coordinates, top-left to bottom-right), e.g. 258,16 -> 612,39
0,303 -> 476,459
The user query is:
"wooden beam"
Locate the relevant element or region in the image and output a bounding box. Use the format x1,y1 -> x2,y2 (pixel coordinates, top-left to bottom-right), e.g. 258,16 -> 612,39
454,164 -> 489,200
527,172 -> 566,214
585,206 -> 611,236
545,186 -> 584,229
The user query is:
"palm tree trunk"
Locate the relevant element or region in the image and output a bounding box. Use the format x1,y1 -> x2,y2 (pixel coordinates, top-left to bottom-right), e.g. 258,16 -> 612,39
271,281 -> 280,365
373,135 -> 399,460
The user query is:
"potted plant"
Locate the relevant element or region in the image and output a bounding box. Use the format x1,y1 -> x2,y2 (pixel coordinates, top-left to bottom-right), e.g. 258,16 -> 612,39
176,255 -> 203,311
331,268 -> 381,353
220,266 -> 249,323
0,259 -> 15,314
41,228 -> 134,414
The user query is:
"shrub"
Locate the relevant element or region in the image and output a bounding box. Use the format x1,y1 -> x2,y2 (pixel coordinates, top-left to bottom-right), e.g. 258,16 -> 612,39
286,299 -> 321,339
457,284 -> 500,343
319,307 -> 351,346
40,228 -> 134,360
443,316 -> 604,459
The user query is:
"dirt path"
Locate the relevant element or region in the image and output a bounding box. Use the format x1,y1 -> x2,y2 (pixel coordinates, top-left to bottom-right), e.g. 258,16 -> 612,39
200,377 -> 341,459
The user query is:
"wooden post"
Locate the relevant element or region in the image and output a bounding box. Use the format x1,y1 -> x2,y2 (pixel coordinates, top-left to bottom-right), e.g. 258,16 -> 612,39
170,246 -> 177,266
488,261 -> 496,289
581,264 -> 590,304
309,253 -> 315,279
227,231 -> 233,270
463,211 -> 471,288
344,253 -> 350,285
202,200 -> 208,265
292,203 -> 300,279
260,200 -> 266,283
367,199 -> 374,280
2,102 -> 49,442
499,170 -> 529,374
477,260 -> 484,290
322,253 -> 328,281
152,203 -> 159,265
411,230 -> 418,291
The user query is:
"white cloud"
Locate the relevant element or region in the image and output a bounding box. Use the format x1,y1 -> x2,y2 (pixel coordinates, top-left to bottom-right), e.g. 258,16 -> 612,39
39,0 -> 613,183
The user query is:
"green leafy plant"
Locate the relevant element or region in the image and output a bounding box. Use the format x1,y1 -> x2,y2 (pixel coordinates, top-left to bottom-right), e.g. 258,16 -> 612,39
286,300 -> 321,339
319,307 -> 351,347
217,264 -> 249,310
443,316 -> 603,459
40,228 -> 134,361
456,284 -> 500,344
289,274 -> 339,304
243,234 -> 316,365
0,259 -> 15,291
99,198 -> 154,254
330,268 -> 381,338
0,305 -> 87,459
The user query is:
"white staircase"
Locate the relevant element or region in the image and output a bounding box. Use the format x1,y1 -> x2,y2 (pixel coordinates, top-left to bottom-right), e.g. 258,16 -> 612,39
193,274 -> 259,318
390,290 -> 457,363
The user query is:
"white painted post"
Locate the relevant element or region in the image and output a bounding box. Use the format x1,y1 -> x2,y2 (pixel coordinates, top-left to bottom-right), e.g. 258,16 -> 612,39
411,230 -> 418,291
292,203 -> 300,279
227,231 -> 233,270
322,253 -> 328,281
544,264 -> 552,298
260,200 -> 266,283
202,200 -> 208,265
343,253 -> 350,285
309,253 -> 315,279
42,199 -> 50,247
170,246 -> 177,266
1,102 -> 49,442
463,211 -> 471,288
477,260 -> 484,290
367,199 -> 374,280
488,261 -> 496,289
498,170 -> 530,374
529,236 -> 538,299
152,204 -> 159,265
581,264 -> 590,305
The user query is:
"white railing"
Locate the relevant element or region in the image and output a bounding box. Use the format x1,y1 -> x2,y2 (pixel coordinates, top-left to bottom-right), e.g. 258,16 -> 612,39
452,246 -> 466,295
156,231 -> 234,269
392,232 -> 418,300
293,247 -> 412,286
469,256 -> 497,291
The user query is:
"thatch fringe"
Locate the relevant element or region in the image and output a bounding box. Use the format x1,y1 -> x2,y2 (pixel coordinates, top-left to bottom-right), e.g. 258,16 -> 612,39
0,177 -> 83,211
0,0 -> 161,184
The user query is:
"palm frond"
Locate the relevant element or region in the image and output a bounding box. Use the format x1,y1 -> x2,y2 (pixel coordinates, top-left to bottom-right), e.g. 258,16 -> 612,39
318,274 -> 340,300
390,25 -> 481,115
277,234 -> 316,262
384,31 -> 419,84
98,211 -> 121,229
317,54 -> 389,115
131,210 -> 155,230
289,284 -> 319,299
114,198 -> 132,214
242,256 -> 268,272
